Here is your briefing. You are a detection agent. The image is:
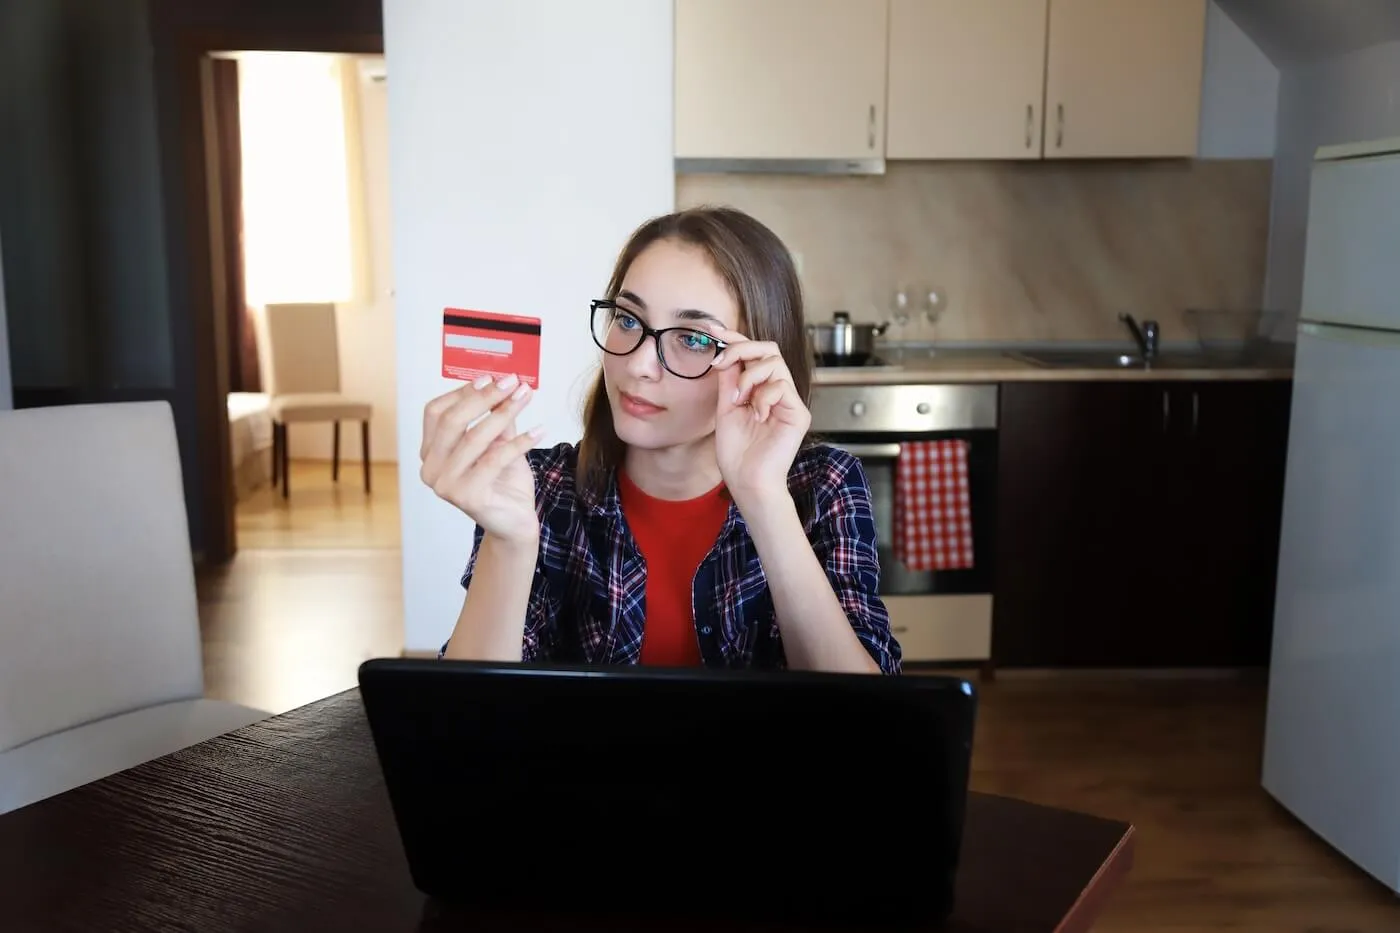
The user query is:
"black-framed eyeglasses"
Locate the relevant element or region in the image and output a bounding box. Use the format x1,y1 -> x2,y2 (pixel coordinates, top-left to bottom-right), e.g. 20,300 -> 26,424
589,299 -> 729,380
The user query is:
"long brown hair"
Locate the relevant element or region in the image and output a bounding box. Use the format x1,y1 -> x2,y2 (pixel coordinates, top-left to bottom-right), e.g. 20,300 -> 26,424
576,206 -> 811,500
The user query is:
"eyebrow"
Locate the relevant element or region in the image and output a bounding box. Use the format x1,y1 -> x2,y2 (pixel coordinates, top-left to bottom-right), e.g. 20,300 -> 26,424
617,290 -> 726,329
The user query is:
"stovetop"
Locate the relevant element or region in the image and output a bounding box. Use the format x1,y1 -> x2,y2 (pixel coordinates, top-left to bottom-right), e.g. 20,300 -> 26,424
813,354 -> 904,372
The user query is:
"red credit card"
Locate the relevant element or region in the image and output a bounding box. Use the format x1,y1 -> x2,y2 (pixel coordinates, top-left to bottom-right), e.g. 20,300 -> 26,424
442,308 -> 541,388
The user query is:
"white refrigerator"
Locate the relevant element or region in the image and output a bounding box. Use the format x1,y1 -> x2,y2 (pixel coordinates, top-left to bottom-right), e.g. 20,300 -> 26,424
1263,135 -> 1400,892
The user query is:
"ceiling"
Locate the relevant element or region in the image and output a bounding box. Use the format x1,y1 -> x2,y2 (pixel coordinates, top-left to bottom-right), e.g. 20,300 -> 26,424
1215,0 -> 1400,65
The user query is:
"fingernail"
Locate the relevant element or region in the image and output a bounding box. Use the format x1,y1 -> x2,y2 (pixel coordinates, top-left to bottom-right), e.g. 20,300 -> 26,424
497,374 -> 519,391
511,383 -> 530,401
472,374 -> 493,389
732,389 -> 741,404
527,424 -> 546,439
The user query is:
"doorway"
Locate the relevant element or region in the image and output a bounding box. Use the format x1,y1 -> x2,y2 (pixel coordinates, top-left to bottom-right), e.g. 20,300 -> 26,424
210,50 -> 400,551
147,0 -> 385,565
196,49 -> 403,713
149,0 -> 403,713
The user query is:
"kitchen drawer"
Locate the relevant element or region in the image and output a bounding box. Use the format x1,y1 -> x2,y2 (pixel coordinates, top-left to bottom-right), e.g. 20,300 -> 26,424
886,594 -> 992,662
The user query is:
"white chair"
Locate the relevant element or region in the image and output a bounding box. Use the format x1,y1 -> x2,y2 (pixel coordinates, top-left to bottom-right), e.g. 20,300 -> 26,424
262,302 -> 373,499
0,401 -> 268,814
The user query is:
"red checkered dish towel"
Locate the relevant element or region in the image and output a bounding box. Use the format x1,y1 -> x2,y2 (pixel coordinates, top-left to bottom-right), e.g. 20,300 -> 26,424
892,440 -> 975,571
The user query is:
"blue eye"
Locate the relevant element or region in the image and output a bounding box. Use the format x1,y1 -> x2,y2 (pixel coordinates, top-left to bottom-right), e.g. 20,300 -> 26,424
680,332 -> 715,353
616,312 -> 640,330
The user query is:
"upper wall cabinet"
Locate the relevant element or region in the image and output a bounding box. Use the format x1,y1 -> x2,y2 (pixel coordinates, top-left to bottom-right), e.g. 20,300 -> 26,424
884,0 -> 1207,160
887,0 -> 1050,160
1044,0 -> 1207,158
674,0 -> 890,163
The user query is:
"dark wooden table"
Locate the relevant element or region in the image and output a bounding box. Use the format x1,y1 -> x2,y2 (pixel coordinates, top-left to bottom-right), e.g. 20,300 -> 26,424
0,689 -> 1134,932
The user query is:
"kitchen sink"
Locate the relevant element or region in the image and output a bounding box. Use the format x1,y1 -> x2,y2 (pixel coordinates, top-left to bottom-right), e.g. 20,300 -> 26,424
1005,349 -> 1218,370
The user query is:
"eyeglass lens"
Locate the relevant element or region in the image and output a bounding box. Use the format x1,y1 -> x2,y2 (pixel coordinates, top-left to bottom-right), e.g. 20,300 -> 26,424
591,304 -> 720,378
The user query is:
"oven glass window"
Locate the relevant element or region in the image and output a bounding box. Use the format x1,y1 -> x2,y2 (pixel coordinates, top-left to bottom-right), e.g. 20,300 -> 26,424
834,433 -> 995,598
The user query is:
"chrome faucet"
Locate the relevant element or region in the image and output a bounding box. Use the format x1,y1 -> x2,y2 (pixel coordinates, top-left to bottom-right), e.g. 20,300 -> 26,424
1119,313 -> 1159,361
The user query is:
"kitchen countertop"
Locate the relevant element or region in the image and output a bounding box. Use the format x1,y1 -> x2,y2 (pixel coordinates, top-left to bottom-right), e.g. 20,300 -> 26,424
811,344 -> 1295,385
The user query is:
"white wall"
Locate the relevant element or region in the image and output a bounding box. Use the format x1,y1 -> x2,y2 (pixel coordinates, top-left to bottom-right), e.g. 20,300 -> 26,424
384,0 -> 675,653
1266,40 -> 1400,321
1213,0 -> 1400,66
340,58 -> 400,466
246,53 -> 399,465
285,56 -> 400,464
1199,0 -> 1281,159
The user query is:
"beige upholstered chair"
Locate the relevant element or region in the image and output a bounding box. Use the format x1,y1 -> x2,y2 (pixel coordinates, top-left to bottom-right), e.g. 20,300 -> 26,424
0,402 -> 268,814
262,302 -> 373,498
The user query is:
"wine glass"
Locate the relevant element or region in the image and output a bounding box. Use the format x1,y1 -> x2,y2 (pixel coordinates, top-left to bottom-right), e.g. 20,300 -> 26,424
889,286 -> 912,329
883,286 -> 912,357
921,285 -> 947,347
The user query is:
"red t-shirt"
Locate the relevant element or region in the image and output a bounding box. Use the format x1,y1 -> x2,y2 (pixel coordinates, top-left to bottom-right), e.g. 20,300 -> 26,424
617,468 -> 730,666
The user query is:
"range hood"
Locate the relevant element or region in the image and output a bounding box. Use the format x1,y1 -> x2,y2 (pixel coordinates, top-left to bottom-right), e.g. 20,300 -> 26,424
674,157 -> 885,176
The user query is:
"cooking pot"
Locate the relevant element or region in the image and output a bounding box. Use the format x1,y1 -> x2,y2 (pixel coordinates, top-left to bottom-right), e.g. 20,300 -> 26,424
807,311 -> 889,366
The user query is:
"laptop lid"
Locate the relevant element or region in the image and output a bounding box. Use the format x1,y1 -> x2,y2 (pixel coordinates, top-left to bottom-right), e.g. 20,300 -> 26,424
358,658 -> 977,926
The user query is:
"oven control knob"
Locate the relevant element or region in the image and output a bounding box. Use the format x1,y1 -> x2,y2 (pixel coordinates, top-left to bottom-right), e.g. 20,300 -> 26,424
916,402 -> 931,415
850,401 -> 866,417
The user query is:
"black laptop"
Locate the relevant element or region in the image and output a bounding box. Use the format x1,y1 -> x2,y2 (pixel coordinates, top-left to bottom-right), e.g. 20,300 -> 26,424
358,658 -> 977,926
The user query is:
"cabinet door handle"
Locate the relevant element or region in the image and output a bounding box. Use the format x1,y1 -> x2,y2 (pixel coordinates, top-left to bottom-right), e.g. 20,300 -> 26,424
1025,104 -> 1034,149
868,104 -> 876,149
1162,389 -> 1171,432
1056,103 -> 1064,149
1191,391 -> 1200,435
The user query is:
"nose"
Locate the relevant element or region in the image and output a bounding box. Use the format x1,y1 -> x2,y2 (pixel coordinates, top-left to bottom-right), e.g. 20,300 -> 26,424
624,333 -> 664,381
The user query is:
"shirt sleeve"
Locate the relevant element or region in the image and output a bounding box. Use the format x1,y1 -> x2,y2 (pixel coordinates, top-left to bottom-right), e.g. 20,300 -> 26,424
436,523 -> 558,662
806,453 -> 904,675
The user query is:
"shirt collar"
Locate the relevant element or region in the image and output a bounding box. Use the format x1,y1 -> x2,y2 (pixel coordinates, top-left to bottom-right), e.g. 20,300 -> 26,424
581,466 -> 624,520
583,463 -> 744,538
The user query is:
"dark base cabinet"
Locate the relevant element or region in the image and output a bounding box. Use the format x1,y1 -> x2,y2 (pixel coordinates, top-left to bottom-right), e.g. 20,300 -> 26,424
992,380 -> 1293,668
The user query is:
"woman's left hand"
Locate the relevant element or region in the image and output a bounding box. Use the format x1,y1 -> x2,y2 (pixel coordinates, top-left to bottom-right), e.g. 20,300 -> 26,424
710,327 -> 811,505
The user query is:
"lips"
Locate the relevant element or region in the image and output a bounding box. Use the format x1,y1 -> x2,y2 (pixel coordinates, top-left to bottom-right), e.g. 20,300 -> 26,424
620,391 -> 665,416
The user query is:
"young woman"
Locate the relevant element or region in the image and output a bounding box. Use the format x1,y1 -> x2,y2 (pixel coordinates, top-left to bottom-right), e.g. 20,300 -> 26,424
420,206 -> 901,675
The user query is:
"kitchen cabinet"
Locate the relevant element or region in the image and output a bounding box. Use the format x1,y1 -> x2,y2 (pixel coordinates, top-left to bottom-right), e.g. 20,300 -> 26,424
884,0 -> 1206,160
1160,381 -> 1293,667
674,0 -> 889,162
1044,0 -> 1207,158
992,380 -> 1291,668
887,0 -> 1049,160
992,382 -> 1164,668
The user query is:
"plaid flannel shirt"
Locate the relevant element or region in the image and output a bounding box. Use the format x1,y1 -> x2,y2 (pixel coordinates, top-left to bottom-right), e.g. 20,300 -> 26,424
446,441 -> 902,674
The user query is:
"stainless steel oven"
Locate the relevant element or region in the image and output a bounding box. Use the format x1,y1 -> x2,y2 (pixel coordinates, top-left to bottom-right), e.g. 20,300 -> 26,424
809,381 -> 998,667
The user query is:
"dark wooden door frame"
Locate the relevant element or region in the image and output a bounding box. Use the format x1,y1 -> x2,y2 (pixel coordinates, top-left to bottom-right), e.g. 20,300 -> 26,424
148,0 -> 383,563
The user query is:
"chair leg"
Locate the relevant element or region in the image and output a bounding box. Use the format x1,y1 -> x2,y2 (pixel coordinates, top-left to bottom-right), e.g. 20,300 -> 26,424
281,423 -> 290,499
332,421 -> 341,483
362,420 -> 371,494
271,423 -> 281,487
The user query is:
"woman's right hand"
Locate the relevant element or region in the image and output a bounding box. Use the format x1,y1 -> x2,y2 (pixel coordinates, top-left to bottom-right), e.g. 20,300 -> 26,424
420,374 -> 543,546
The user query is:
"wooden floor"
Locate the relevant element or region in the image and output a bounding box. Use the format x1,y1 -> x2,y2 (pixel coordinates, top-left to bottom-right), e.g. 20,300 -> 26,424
198,547 -> 405,715
200,472 -> 1400,931
235,459 -> 400,549
970,676 -> 1400,931
205,458 -> 406,713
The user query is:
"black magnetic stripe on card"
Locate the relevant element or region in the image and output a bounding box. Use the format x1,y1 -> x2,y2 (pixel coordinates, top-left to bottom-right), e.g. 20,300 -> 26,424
443,312 -> 542,336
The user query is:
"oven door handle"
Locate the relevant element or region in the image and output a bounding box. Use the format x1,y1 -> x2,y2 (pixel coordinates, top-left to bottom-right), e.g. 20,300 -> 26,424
832,442 -> 903,459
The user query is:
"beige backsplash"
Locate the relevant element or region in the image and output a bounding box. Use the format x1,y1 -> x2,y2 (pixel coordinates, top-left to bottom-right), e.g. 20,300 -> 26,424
675,159 -> 1272,344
